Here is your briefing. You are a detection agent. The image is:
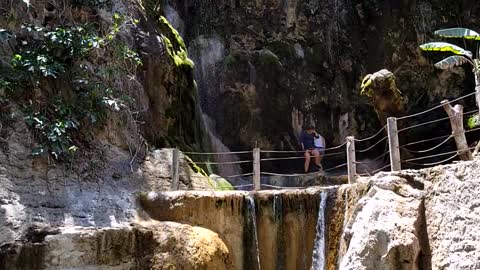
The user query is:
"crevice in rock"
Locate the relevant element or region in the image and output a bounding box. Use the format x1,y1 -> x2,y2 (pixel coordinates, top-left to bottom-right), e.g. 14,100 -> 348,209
417,198 -> 432,270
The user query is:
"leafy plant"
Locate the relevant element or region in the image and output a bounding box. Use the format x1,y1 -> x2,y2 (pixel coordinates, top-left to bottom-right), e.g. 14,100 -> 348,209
420,27 -> 480,128
0,14 -> 142,160
467,114 -> 480,129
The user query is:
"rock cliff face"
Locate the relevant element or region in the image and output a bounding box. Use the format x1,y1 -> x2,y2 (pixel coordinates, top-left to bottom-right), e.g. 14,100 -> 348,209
137,159 -> 480,270
2,156 -> 480,269
340,159 -> 480,270
166,0 -> 480,154
0,0 -> 214,250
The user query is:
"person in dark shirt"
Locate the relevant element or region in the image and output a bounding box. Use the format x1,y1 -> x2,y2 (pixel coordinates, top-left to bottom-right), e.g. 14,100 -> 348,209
301,126 -> 322,173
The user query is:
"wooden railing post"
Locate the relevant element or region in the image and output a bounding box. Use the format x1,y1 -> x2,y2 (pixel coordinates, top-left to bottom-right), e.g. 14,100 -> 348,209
346,136 -> 356,184
387,117 -> 401,171
253,148 -> 261,191
441,100 -> 473,161
170,148 -> 180,190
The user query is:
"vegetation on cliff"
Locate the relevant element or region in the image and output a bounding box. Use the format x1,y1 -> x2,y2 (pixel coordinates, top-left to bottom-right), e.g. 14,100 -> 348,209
0,0 -> 207,163
0,3 -> 142,160
420,27 -> 480,129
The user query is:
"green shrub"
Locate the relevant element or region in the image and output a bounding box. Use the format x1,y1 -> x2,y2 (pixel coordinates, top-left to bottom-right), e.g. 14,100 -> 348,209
467,113 -> 480,129
0,14 -> 142,160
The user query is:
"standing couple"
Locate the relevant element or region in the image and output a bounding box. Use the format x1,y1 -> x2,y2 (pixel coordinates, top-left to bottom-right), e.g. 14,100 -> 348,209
300,126 -> 325,173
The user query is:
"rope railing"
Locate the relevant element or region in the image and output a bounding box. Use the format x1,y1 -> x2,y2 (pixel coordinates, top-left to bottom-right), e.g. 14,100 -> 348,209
401,135 -> 453,154
354,151 -> 389,164
354,125 -> 387,142
358,163 -> 391,177
356,136 -> 388,153
194,160 -> 253,165
403,153 -> 459,167
261,184 -> 310,190
260,171 -> 324,177
463,109 -> 478,116
398,116 -> 451,133
259,151 -> 345,162
403,147 -> 476,163
170,92 -> 480,191
182,150 -> 252,155
231,184 -> 254,188
396,91 -> 476,121
223,173 -> 253,178
259,141 -> 347,154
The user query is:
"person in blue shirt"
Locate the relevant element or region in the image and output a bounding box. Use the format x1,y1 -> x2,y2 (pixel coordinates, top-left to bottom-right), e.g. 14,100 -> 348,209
300,126 -> 324,172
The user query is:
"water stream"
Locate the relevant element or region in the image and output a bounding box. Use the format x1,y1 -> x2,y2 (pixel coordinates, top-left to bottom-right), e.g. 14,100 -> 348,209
311,191 -> 328,270
246,194 -> 261,270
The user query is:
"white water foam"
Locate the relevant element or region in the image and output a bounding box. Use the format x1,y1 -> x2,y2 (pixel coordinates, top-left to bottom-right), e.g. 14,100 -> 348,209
311,191 -> 328,270
247,194 -> 261,270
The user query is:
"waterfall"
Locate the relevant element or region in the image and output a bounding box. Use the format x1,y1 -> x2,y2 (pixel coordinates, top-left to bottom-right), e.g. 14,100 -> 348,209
189,35 -> 241,178
311,191 -> 328,270
201,114 -> 241,177
246,194 -> 261,270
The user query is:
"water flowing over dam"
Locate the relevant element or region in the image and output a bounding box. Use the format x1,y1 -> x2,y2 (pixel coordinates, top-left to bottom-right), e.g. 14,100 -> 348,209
139,186 -> 356,270
312,191 -> 328,270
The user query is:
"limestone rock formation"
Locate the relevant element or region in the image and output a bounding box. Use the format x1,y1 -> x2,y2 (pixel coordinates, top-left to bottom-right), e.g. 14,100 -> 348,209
0,221 -> 233,270
0,0 -> 214,249
339,159 -> 480,270
360,69 -> 405,125
167,0 -> 480,156
339,175 -> 425,269
422,161 -> 480,269
0,106 -> 213,247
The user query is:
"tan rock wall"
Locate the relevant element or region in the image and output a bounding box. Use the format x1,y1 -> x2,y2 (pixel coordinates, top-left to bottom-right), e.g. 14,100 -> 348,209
138,187 -> 352,270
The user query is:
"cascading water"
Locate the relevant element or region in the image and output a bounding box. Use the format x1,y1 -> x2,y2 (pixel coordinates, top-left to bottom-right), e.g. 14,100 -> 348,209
188,35 -> 242,178
311,191 -> 328,270
246,194 -> 261,270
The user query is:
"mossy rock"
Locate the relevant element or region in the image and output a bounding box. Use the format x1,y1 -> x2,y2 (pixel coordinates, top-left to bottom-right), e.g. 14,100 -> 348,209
210,174 -> 234,191
258,49 -> 282,68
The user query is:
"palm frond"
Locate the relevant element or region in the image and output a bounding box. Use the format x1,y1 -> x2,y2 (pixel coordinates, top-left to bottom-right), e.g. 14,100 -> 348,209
434,28 -> 480,40
434,55 -> 472,70
420,42 -> 473,58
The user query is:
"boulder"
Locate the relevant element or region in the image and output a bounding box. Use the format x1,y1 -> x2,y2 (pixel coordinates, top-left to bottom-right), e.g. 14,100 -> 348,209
339,174 -> 425,270
0,222 -> 233,270
423,161 -> 480,269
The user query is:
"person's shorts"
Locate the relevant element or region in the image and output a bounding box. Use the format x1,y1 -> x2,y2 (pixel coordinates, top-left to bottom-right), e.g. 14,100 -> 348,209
315,147 -> 325,155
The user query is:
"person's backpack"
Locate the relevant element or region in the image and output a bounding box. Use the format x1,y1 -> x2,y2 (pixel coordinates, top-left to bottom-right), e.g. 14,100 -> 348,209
314,135 -> 325,148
